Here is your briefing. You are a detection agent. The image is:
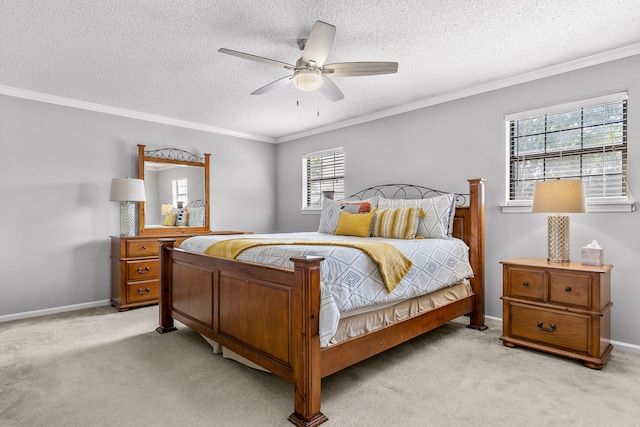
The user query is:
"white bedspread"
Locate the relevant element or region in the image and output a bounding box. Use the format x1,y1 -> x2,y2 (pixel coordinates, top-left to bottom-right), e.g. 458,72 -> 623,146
180,232 -> 474,347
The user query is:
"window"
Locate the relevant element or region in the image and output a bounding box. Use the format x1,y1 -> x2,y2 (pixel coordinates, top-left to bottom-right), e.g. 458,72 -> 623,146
302,148 -> 345,210
172,177 -> 188,207
505,93 -> 632,212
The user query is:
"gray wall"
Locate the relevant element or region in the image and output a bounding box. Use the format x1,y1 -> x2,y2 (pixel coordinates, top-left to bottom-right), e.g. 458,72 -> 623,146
0,95 -> 277,317
276,54 -> 640,350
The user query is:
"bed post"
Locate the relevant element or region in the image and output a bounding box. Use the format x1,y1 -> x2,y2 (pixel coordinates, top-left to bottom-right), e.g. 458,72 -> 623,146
466,178 -> 487,331
288,256 -> 328,427
156,239 -> 178,334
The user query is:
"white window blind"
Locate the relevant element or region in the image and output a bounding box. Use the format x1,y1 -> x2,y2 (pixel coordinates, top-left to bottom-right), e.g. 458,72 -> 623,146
302,148 -> 345,210
506,93 -> 629,211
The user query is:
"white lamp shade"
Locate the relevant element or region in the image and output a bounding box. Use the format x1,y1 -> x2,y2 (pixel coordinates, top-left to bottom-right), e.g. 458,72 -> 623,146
109,178 -> 146,202
532,179 -> 586,214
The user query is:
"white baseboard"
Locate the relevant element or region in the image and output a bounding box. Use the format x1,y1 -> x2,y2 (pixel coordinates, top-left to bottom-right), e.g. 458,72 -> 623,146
610,340 -> 640,355
0,300 -> 112,323
483,315 -> 640,355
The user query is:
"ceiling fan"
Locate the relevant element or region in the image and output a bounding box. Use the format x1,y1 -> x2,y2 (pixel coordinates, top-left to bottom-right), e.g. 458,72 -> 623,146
218,20 -> 398,102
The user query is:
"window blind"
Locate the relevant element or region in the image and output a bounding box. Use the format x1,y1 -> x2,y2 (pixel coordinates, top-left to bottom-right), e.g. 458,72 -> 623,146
302,148 -> 345,209
508,96 -> 627,204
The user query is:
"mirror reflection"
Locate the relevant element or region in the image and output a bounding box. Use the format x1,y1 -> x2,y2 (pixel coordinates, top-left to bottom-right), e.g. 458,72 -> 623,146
143,161 -> 206,227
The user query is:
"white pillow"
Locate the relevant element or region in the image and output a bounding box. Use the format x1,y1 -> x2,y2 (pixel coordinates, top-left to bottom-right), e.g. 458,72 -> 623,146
377,193 -> 455,238
186,206 -> 205,227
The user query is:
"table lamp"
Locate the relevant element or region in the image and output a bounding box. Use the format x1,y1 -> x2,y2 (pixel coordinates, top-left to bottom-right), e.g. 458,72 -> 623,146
161,203 -> 173,216
532,179 -> 586,263
110,178 -> 146,236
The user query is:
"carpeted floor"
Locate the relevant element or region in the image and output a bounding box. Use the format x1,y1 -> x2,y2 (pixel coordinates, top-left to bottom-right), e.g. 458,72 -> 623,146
1,305 -> 639,427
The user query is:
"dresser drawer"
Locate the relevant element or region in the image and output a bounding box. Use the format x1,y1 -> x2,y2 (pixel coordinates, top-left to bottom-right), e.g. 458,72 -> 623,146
127,240 -> 160,257
507,268 -> 545,300
548,272 -> 591,309
508,303 -> 590,354
126,280 -> 159,303
126,259 -> 159,281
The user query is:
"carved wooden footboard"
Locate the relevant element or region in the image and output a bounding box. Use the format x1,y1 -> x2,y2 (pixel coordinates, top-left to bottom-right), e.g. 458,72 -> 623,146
157,178 -> 486,426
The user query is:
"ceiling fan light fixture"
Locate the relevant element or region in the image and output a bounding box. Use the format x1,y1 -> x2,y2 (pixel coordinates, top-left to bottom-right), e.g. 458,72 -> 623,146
293,68 -> 323,91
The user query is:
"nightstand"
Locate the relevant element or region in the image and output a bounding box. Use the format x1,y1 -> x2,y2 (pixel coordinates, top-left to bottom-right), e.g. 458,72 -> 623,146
500,257 -> 613,369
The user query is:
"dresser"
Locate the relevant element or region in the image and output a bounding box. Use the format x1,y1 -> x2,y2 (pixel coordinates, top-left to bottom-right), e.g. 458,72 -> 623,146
500,257 -> 613,369
110,232 -> 246,311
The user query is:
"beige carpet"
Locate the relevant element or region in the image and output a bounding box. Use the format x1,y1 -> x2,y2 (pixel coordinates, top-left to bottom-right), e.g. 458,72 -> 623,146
1,305 -> 639,427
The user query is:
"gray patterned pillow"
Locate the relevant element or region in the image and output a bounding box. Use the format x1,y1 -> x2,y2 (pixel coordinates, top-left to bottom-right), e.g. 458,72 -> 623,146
186,206 -> 205,226
377,193 -> 455,238
317,198 -> 342,233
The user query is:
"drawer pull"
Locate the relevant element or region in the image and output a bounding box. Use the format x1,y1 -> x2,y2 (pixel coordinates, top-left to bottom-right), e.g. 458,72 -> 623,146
522,282 -> 529,287
565,287 -> 572,292
137,267 -> 151,274
141,246 -> 147,250
138,287 -> 151,295
537,321 -> 556,333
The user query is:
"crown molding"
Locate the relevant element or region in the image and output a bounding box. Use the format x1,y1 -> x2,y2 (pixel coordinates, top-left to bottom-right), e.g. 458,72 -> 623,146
0,85 -> 277,143
2,42 -> 639,144
277,43 -> 640,143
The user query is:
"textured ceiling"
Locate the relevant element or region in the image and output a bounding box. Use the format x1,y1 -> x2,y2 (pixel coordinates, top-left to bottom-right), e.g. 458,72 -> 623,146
1,1 -> 640,142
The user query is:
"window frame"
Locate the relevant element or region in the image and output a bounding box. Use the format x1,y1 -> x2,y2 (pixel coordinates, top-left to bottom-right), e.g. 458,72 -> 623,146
502,92 -> 634,213
172,177 -> 188,208
301,147 -> 345,213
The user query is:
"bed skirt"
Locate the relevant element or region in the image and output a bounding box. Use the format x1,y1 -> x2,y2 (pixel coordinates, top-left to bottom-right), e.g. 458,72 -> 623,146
200,280 -> 472,371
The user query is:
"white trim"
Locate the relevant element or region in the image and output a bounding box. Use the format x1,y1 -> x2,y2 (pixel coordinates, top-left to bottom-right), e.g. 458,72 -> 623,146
2,42 -> 639,144
611,339 -> 640,355
0,85 -> 277,144
505,92 -> 628,122
0,300 -> 111,323
300,208 -> 321,215
501,202 -> 636,213
278,43 -> 640,143
302,147 -> 345,158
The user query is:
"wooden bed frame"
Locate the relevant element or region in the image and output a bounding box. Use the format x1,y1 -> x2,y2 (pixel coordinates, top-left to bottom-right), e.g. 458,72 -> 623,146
156,178 -> 486,426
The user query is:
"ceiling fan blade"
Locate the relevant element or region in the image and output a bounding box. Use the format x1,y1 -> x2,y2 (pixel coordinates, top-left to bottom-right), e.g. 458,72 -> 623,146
218,48 -> 295,70
302,21 -> 336,67
319,76 -> 344,102
323,62 -> 399,77
251,75 -> 294,95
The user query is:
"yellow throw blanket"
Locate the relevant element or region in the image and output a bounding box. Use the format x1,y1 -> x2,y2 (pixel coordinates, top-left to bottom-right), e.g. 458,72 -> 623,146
204,238 -> 413,293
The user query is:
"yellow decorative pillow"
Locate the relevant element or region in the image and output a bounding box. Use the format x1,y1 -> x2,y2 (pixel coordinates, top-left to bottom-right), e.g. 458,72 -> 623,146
372,207 -> 423,239
334,211 -> 375,238
162,212 -> 177,226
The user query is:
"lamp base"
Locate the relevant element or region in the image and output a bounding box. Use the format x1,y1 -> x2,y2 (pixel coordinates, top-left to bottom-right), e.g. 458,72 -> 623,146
120,201 -> 136,237
547,215 -> 570,263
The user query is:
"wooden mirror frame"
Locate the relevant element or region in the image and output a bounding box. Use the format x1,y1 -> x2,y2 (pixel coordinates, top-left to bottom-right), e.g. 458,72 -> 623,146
137,144 -> 210,235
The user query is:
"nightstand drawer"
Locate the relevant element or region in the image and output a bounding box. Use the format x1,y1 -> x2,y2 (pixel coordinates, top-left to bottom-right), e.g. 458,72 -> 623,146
127,240 -> 160,257
508,303 -> 589,353
548,272 -> 591,308
508,268 -> 545,300
126,280 -> 159,303
126,260 -> 159,281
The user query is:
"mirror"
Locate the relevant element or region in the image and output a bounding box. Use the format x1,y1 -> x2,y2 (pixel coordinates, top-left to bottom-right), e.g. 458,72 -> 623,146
137,144 -> 210,235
